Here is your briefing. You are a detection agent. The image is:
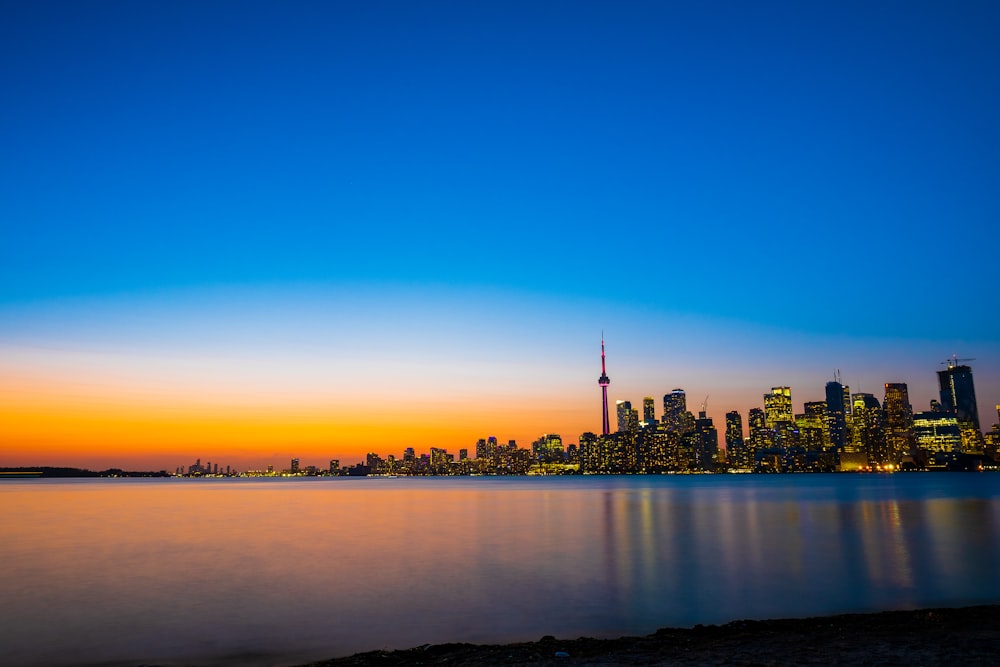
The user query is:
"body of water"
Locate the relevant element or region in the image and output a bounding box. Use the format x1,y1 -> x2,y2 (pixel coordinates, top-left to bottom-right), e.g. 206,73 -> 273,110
2,474 -> 1000,666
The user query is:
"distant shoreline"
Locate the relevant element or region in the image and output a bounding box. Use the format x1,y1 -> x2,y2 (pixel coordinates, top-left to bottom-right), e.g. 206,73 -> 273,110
302,605 -> 1000,666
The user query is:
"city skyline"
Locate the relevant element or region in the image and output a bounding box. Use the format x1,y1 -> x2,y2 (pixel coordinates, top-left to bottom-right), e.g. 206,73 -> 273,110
2,2 -> 999,469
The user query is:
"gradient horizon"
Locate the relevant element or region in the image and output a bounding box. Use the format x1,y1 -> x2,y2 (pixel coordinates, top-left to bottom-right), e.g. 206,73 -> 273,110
2,2 -> 998,470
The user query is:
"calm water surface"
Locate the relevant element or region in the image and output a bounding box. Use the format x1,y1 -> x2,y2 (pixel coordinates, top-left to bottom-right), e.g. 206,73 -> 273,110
2,474 -> 1000,666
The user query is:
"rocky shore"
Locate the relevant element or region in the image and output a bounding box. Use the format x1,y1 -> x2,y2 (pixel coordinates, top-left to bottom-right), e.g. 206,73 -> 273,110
303,605 -> 1000,666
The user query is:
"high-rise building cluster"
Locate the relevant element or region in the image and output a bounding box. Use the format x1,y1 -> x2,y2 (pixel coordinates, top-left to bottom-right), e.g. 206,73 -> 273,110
581,348 -> 998,474
176,346 -> 999,477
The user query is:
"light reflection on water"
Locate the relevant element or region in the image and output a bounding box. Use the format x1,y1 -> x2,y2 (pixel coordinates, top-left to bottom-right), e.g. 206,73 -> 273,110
2,474 -> 999,666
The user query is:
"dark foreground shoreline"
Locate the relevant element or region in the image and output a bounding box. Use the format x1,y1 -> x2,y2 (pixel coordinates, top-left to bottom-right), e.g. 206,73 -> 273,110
302,605 -> 1000,666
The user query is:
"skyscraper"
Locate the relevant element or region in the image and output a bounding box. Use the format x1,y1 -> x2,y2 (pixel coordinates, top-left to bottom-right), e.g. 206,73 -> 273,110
642,396 -> 656,426
883,383 -> 913,461
937,360 -> 980,432
852,393 -> 886,464
662,389 -> 687,433
725,410 -> 746,468
693,413 -> 718,470
748,407 -> 769,458
616,400 -> 638,432
764,387 -> 793,427
598,336 -> 611,436
825,379 -> 850,450
797,401 -> 829,451
913,411 -> 961,453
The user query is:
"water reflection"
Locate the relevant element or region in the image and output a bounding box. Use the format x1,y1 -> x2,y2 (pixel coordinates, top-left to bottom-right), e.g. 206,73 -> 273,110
1,474 -> 999,667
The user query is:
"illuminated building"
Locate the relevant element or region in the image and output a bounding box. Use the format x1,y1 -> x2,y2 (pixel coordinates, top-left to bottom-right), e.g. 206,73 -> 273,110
329,459 -> 339,474
579,431 -> 599,471
532,433 -> 564,462
725,411 -> 746,468
851,393 -> 886,464
937,360 -> 981,432
764,387 -> 799,448
985,406 -> 1000,460
796,401 -> 829,451
662,389 -> 687,433
883,383 -> 913,461
598,336 -> 611,435
748,407 -> 770,455
642,396 -> 656,427
290,457 -> 300,474
913,411 -> 961,453
616,400 -> 638,432
475,436 -> 499,462
764,387 -> 793,427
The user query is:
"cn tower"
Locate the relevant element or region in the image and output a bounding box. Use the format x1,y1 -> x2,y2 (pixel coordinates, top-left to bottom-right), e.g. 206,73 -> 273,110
598,334 -> 611,435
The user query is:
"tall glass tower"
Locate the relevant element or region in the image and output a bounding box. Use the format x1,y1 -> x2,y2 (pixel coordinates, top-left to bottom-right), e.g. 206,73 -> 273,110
938,361 -> 980,432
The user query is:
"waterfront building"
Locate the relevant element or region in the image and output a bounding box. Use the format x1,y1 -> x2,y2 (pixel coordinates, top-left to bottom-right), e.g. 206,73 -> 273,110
290,458 -> 300,474
796,401 -> 829,451
616,400 -> 639,433
852,393 -> 888,465
748,407 -> 771,456
579,431 -> 599,471
693,408 -> 719,470
913,411 -> 962,453
662,389 -> 687,433
532,433 -> 564,462
883,383 -> 914,461
642,396 -> 656,427
938,361 -> 981,432
764,387 -> 793,428
725,410 -> 746,468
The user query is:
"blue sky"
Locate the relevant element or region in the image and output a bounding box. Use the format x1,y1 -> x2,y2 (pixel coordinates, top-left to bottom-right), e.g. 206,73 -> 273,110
2,1 -> 999,465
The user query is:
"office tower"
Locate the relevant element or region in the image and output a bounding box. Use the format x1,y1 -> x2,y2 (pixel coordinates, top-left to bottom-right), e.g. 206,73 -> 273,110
748,406 -> 769,462
598,336 -> 611,435
797,401 -> 829,451
642,396 -> 656,426
852,393 -> 886,464
826,379 -> 850,450
329,459 -> 339,474
616,400 -> 638,432
883,383 -> 913,460
290,457 -> 300,474
937,360 -> 981,432
986,408 -> 1000,460
579,431 -> 599,471
764,387 -> 799,448
764,387 -> 793,427
459,448 -> 469,461
662,389 -> 687,433
913,411 -> 962,453
532,434 -> 564,462
693,413 -> 719,470
616,400 -> 630,432
725,410 -> 745,468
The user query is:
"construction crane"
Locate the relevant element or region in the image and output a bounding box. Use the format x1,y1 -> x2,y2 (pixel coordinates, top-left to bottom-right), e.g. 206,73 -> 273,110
941,355 -> 976,369
699,395 -> 709,417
